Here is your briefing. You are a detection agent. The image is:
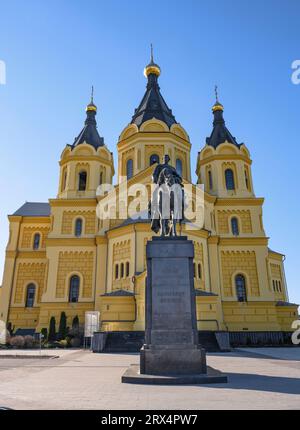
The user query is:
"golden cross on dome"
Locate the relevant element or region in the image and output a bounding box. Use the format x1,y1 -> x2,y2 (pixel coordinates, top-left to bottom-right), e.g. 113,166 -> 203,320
91,85 -> 94,104
215,85 -> 219,103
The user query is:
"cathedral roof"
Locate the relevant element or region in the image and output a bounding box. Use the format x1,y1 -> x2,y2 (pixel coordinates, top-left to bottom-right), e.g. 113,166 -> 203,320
101,290 -> 134,297
131,49 -> 177,128
194,290 -> 218,297
12,202 -> 50,217
71,90 -> 104,149
206,89 -> 241,149
276,301 -> 298,307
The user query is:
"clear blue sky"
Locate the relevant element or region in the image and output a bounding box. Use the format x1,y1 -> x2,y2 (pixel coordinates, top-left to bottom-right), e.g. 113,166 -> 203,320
0,0 -> 299,304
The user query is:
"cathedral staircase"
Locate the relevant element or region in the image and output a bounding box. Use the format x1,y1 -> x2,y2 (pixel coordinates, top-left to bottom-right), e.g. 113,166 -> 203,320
92,331 -> 230,353
103,331 -> 144,353
198,331 -> 221,352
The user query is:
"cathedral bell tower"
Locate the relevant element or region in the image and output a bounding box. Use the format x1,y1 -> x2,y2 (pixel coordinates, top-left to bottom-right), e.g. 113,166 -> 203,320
57,91 -> 114,199
196,89 -> 254,198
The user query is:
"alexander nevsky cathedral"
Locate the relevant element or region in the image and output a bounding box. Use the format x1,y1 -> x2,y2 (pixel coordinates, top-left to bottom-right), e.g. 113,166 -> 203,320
0,52 -> 298,345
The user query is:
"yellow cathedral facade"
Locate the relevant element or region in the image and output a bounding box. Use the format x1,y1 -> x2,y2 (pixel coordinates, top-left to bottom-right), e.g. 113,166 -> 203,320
0,54 -> 298,340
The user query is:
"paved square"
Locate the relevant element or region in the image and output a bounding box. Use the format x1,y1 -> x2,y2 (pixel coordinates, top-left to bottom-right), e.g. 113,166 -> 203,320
0,348 -> 299,410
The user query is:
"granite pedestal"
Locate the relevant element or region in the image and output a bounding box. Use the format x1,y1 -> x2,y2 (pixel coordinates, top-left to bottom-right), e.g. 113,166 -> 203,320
122,236 -> 227,385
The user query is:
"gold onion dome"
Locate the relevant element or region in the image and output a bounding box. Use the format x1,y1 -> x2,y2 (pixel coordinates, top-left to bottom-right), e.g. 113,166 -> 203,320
212,101 -> 224,112
212,85 -> 224,112
86,102 -> 97,112
144,44 -> 161,78
212,102 -> 224,112
86,86 -> 97,112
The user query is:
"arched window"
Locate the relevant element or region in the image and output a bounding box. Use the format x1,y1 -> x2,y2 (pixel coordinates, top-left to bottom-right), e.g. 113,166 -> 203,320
208,170 -> 213,190
126,262 -> 130,277
62,168 -> 67,191
78,171 -> 87,191
150,154 -> 159,165
225,168 -> 235,190
235,274 -> 247,302
244,169 -> 249,190
126,159 -> 133,180
69,275 -> 80,303
231,217 -> 239,236
176,158 -> 183,176
272,280 -> 276,291
33,233 -> 40,250
75,218 -> 83,237
115,264 -> 119,279
193,263 -> 196,278
99,171 -> 103,185
25,284 -> 35,308
278,281 -> 282,292
198,263 -> 202,279
120,263 -> 124,278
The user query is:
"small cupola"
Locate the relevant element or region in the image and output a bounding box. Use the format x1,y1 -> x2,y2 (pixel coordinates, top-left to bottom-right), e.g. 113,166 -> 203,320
206,86 -> 240,149
71,87 -> 104,149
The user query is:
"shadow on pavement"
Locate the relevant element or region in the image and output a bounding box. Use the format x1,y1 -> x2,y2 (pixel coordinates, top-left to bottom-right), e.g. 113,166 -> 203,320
208,349 -> 300,361
201,372 -> 300,395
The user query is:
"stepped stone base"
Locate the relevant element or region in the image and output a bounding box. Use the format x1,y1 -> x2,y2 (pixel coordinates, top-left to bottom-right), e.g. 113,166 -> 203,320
122,364 -> 228,385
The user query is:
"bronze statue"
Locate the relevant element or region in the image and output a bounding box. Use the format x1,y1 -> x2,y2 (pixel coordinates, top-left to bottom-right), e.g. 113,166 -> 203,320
149,154 -> 185,236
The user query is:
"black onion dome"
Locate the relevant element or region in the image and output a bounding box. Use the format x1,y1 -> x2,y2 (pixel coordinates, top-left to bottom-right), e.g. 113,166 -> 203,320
131,48 -> 177,128
206,96 -> 241,148
71,92 -> 104,149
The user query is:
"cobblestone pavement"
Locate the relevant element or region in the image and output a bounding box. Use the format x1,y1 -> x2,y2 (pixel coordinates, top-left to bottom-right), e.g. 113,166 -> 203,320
0,348 -> 299,410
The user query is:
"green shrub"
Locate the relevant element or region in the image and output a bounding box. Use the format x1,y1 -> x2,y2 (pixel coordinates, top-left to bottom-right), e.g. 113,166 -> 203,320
48,316 -> 56,342
58,312 -> 67,340
43,342 -> 56,349
24,335 -> 35,348
65,336 -> 72,346
7,322 -> 15,336
41,328 -> 48,340
50,341 -> 67,349
68,325 -> 84,339
10,336 -> 25,348
70,337 -> 81,347
58,339 -> 68,348
72,315 -> 79,329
